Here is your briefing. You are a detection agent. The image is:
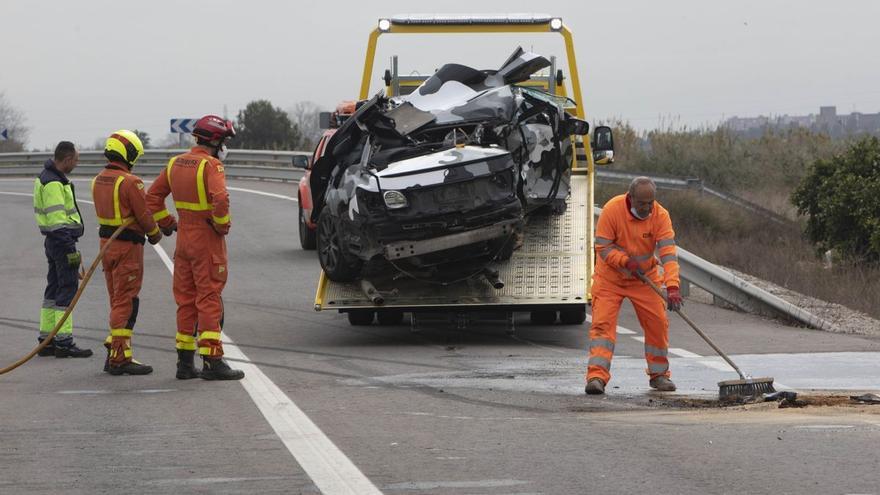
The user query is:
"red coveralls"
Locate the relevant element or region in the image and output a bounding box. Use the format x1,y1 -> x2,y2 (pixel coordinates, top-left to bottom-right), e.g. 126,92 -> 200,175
146,147 -> 230,358
91,163 -> 160,365
587,193 -> 680,384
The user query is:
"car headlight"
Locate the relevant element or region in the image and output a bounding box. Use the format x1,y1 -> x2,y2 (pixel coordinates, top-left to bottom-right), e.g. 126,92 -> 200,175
383,190 -> 408,209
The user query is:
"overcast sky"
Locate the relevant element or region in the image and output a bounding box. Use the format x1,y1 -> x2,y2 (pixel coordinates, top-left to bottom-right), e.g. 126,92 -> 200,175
2,0 -> 879,150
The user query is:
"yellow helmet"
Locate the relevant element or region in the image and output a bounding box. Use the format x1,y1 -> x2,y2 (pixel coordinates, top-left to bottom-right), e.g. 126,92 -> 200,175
104,130 -> 144,167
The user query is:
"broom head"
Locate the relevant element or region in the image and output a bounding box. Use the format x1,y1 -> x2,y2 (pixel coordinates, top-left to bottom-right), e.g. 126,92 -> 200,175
718,377 -> 775,400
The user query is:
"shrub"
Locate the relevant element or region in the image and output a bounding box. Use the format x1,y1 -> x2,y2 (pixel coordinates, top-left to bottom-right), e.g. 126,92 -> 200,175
792,136 -> 880,262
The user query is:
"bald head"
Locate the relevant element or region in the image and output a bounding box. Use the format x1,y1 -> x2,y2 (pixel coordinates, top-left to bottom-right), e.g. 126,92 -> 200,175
628,177 -> 656,219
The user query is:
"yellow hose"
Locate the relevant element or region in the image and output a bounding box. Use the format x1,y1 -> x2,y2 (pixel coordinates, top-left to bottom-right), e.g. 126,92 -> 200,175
0,219 -> 135,375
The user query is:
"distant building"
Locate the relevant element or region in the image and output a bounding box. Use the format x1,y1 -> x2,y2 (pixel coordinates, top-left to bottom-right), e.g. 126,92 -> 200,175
723,106 -> 880,138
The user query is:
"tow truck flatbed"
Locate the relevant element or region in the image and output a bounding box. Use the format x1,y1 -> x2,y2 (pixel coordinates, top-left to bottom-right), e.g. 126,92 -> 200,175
315,174 -> 589,314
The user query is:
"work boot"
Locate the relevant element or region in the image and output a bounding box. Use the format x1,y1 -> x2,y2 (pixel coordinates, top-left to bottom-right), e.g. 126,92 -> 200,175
37,338 -> 56,357
103,350 -> 110,373
585,378 -> 606,395
54,343 -> 93,358
176,350 -> 199,380
107,360 -> 153,376
649,376 -> 677,392
200,357 -> 244,381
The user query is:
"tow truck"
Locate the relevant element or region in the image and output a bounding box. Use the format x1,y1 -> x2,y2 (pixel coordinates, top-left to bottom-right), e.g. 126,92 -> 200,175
311,14 -> 613,330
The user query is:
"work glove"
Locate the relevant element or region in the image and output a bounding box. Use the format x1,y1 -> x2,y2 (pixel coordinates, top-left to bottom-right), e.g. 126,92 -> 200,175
206,218 -> 229,236
66,251 -> 81,269
624,257 -> 641,275
147,231 -> 163,245
160,221 -> 178,237
667,286 -> 683,311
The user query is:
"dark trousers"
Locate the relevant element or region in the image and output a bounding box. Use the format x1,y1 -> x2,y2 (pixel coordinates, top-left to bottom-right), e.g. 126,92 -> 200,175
42,236 -> 78,346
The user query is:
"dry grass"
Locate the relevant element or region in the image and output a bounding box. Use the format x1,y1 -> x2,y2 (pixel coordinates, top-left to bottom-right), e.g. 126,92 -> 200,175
595,183 -> 880,319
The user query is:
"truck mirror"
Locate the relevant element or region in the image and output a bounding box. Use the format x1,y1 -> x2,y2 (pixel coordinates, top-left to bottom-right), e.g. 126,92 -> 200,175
318,112 -> 331,130
565,118 -> 589,136
292,155 -> 309,169
592,126 -> 614,165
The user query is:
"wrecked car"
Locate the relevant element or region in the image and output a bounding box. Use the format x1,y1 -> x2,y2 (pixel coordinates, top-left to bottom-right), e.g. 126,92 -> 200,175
310,48 -> 590,282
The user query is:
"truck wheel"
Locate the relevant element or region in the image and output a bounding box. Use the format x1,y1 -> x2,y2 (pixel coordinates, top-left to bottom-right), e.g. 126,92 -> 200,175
317,209 -> 362,282
299,199 -> 317,250
530,310 -> 557,325
559,308 -> 587,325
348,310 -> 375,326
376,310 -> 404,326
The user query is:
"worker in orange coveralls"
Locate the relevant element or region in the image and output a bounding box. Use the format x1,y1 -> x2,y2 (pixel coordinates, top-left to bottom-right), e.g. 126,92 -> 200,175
585,177 -> 683,395
92,130 -> 162,375
146,115 -> 243,381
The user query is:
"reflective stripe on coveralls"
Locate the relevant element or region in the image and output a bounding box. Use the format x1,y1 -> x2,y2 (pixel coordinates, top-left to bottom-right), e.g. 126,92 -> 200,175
92,176 -> 134,226
147,147 -> 231,358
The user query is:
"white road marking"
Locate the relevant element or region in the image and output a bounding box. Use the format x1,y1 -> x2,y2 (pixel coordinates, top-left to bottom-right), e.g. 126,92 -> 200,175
616,327 -> 636,335
0,191 -> 32,197
631,336 -> 645,343
669,348 -> 702,358
149,242 -> 381,494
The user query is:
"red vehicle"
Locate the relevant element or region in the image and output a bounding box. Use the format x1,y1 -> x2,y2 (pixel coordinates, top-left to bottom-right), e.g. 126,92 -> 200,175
298,101 -> 356,250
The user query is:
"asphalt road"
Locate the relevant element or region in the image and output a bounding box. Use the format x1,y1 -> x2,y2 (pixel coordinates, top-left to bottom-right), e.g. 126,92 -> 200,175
2,177 -> 879,495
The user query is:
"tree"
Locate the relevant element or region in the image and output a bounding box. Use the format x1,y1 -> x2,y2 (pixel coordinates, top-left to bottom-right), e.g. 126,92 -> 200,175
232,100 -> 301,150
0,92 -> 30,152
287,101 -> 323,151
132,129 -> 152,149
791,136 -> 880,262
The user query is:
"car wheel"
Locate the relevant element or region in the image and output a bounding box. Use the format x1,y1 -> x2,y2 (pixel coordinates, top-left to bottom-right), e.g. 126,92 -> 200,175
530,310 -> 557,325
348,310 -> 375,326
299,199 -> 317,250
559,308 -> 587,325
376,310 -> 404,326
317,209 -> 362,282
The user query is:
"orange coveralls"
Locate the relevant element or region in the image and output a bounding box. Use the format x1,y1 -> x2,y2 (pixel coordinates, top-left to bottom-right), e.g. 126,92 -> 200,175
146,147 -> 230,358
92,163 -> 160,365
587,193 -> 680,384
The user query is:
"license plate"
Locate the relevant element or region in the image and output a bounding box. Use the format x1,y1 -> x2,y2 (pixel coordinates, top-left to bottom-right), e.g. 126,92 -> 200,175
434,184 -> 471,204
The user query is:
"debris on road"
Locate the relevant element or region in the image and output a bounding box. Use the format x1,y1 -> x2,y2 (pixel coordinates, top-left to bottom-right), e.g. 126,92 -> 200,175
850,393 -> 880,404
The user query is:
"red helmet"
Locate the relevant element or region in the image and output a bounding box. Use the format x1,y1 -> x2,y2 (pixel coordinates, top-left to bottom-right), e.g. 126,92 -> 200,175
192,115 -> 236,143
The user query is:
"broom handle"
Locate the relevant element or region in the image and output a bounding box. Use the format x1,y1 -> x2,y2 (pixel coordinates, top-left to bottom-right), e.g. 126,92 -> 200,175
635,272 -> 747,380
0,219 -> 135,376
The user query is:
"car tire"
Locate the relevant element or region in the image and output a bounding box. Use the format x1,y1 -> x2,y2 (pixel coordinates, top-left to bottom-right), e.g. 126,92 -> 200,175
376,310 -> 404,326
559,308 -> 587,325
530,310 -> 557,325
317,208 -> 362,282
299,198 -> 317,250
348,310 -> 375,326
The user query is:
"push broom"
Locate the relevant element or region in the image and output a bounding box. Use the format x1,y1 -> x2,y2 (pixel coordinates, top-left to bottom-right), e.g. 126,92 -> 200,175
0,219 -> 134,376
635,272 -> 775,399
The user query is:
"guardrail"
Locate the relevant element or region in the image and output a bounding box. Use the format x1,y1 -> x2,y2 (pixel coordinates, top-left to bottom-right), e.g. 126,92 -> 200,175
0,149 -> 309,182
591,205 -> 834,331
595,168 -> 795,228
1,150 -> 829,329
